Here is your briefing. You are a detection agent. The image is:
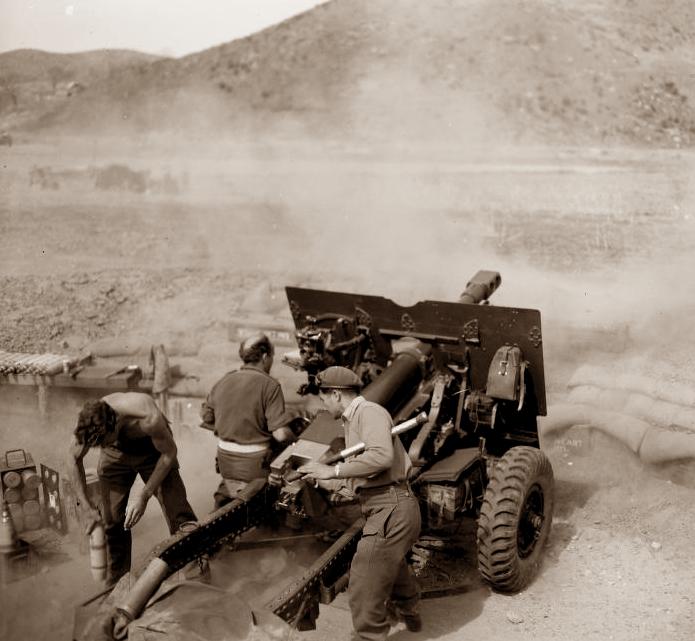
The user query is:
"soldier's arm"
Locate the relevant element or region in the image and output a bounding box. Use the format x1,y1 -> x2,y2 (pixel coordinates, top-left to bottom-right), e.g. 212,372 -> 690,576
336,405 -> 394,478
272,426 -> 296,442
299,406 -> 394,482
123,420 -> 178,529
135,402 -> 178,498
200,398 -> 216,431
67,437 -> 102,533
265,382 -> 297,443
118,394 -> 178,528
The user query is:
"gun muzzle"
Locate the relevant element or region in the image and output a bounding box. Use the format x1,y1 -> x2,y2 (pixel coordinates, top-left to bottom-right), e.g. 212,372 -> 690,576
458,270 -> 501,304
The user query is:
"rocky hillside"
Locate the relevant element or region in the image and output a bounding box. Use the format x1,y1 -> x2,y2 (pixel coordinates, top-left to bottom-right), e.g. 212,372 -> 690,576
0,48 -> 162,120
2,0 -> 695,147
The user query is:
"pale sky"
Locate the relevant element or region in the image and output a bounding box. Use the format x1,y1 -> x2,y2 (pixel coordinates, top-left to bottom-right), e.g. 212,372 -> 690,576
0,0 -> 330,57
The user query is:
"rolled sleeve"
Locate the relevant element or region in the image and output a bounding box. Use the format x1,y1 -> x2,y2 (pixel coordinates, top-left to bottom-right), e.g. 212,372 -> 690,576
264,381 -> 288,432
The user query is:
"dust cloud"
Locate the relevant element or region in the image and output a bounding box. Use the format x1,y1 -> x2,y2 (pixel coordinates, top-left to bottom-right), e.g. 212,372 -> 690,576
3,81 -> 695,641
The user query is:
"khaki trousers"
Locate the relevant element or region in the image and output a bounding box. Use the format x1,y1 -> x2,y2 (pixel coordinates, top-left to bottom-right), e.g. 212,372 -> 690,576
214,446 -> 269,509
349,484 -> 421,641
98,446 -> 196,585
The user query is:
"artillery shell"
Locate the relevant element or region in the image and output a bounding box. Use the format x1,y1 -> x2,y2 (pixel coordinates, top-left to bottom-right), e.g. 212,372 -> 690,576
23,513 -> 42,530
21,469 -> 41,490
89,523 -> 107,582
3,487 -> 21,503
22,501 -> 40,519
2,470 -> 22,488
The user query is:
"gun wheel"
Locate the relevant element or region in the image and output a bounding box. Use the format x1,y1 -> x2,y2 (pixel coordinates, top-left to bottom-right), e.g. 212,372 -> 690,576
476,445 -> 554,592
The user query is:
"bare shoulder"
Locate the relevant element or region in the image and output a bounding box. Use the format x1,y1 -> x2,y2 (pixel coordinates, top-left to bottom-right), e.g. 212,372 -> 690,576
104,392 -> 157,418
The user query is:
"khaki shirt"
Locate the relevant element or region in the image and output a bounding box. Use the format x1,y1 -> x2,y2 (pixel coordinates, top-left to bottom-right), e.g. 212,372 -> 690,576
206,365 -> 287,445
336,396 -> 411,494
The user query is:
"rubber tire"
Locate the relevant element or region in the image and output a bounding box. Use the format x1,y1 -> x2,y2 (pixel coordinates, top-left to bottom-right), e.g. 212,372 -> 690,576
477,445 -> 554,592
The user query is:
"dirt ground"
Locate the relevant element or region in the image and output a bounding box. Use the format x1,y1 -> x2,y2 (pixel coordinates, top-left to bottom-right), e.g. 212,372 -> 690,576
1,137 -> 695,641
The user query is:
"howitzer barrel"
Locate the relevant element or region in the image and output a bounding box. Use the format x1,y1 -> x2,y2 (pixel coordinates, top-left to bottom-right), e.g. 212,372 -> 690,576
363,342 -> 431,413
458,270 -> 501,304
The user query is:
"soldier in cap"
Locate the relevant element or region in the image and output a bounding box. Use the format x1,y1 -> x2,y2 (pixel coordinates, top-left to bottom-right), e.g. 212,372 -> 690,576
298,366 -> 422,640
201,333 -> 296,508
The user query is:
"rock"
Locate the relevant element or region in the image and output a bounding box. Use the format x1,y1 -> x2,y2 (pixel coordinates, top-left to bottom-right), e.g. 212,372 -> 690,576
506,611 -> 524,624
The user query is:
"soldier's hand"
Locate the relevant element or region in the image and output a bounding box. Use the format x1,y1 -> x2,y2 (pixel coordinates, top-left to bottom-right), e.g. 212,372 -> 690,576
112,609 -> 130,640
83,505 -> 102,535
124,491 -> 150,529
297,461 -> 335,480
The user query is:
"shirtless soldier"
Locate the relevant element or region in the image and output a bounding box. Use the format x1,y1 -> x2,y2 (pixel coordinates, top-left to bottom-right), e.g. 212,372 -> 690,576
68,392 -> 196,586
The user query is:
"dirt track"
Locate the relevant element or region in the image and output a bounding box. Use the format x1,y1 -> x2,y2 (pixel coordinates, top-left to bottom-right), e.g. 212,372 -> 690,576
1,139 -> 695,641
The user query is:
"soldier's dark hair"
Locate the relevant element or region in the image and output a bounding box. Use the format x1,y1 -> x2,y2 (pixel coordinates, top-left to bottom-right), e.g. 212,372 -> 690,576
239,333 -> 274,364
74,400 -> 118,446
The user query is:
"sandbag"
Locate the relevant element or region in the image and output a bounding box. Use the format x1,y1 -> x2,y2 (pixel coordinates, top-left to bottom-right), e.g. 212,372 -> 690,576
638,426 -> 695,465
568,386 -> 695,431
540,403 -> 649,454
542,403 -> 695,465
569,364 -> 695,408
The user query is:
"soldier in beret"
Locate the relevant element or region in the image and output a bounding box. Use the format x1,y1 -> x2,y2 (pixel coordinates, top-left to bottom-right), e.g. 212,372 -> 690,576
298,366 -> 422,640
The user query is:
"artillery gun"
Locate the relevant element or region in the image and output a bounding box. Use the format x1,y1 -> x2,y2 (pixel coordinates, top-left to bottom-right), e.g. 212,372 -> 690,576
74,270 -> 554,639
273,270 -> 552,584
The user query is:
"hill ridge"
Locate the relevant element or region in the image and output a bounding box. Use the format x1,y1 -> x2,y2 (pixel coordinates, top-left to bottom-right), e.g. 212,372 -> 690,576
1,0 -> 694,147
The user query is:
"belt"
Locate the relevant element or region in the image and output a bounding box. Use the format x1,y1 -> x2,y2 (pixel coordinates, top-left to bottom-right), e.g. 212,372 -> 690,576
357,481 -> 410,497
217,440 -> 269,454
